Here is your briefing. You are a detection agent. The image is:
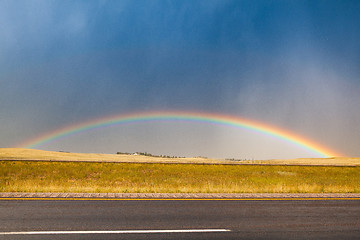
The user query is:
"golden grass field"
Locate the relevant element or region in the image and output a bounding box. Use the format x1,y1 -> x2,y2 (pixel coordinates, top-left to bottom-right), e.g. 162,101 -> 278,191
0,148 -> 224,164
1,148 -> 359,193
1,148 -> 360,166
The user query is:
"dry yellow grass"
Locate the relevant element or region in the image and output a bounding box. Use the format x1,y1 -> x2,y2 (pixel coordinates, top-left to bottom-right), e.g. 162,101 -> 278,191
1,161 -> 359,193
1,148 -> 359,193
0,148 -> 359,166
253,158 -> 360,166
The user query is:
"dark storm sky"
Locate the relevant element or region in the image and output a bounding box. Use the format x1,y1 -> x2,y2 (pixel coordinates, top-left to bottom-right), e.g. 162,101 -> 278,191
1,0 -> 359,159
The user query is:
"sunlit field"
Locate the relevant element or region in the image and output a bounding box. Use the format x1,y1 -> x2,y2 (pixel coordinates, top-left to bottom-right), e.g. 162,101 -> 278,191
1,148 -> 359,166
1,148 -> 359,193
1,161 -> 359,193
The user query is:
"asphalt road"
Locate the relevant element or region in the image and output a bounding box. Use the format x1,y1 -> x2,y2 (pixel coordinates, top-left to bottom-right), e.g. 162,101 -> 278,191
0,199 -> 359,240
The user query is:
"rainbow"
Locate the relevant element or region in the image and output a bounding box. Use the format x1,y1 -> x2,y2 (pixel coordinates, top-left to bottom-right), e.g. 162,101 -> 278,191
16,110 -> 343,157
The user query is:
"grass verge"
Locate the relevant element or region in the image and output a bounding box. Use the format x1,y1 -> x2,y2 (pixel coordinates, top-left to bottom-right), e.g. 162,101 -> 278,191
1,161 -> 359,193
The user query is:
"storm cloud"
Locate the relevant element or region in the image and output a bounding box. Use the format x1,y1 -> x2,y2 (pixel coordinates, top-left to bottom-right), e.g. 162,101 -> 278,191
1,0 -> 359,159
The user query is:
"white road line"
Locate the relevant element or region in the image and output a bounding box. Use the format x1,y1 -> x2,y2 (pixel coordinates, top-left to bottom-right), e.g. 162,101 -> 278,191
0,229 -> 231,235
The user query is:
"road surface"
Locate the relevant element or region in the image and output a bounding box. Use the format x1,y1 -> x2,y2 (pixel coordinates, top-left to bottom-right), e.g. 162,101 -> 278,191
0,199 -> 359,239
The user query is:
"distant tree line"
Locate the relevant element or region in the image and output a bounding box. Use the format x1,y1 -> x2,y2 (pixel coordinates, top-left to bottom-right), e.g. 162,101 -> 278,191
117,151 -> 185,159
225,158 -> 254,161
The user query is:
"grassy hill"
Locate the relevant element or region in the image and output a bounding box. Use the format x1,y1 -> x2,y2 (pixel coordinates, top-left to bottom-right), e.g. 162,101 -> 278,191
0,148 -> 359,166
0,148 -> 228,164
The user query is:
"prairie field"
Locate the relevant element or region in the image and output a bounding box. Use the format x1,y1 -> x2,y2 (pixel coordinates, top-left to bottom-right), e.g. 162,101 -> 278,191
1,148 -> 359,166
1,160 -> 359,193
1,148 -> 359,193
0,148 -> 226,164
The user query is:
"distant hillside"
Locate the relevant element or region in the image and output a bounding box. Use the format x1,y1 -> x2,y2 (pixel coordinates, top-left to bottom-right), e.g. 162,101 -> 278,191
0,148 -> 359,166
0,148 -> 225,164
